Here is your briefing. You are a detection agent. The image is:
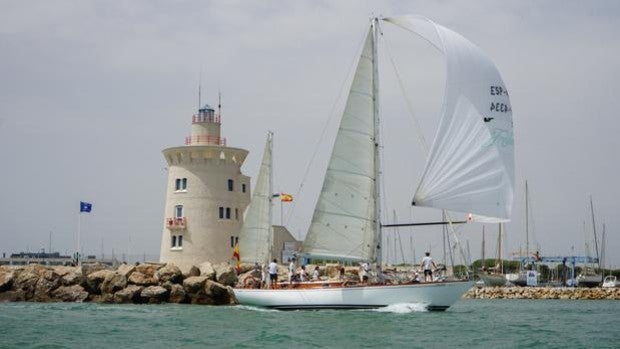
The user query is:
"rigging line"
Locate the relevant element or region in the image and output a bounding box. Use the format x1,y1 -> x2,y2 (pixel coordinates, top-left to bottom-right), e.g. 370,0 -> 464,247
382,31 -> 429,154
283,27 -> 371,227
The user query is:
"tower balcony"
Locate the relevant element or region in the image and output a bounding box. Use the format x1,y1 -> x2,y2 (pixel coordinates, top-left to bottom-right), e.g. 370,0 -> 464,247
192,113 -> 221,124
166,217 -> 187,230
185,135 -> 227,146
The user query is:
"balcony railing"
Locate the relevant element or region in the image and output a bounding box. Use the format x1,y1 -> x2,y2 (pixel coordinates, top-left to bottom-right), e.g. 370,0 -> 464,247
166,217 -> 187,230
192,113 -> 221,124
185,135 -> 226,146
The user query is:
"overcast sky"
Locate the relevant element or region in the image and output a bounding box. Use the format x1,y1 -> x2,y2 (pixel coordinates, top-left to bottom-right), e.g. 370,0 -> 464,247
1,1 -> 619,268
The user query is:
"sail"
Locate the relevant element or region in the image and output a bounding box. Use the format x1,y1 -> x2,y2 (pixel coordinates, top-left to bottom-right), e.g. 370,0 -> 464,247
301,26 -> 378,261
239,132 -> 273,264
386,16 -> 515,220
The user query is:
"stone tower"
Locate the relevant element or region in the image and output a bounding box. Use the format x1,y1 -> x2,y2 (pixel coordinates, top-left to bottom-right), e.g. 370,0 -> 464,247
159,103 -> 251,271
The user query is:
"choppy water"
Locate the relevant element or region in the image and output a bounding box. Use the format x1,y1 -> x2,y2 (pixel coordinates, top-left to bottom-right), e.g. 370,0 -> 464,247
0,299 -> 617,348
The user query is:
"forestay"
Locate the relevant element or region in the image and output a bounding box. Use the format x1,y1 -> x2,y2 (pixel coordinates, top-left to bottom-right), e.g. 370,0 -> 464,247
239,133 -> 273,264
301,27 -> 378,261
385,16 -> 515,221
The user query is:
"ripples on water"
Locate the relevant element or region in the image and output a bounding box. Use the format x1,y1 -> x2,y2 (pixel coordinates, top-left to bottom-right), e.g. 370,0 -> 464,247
0,300 -> 617,349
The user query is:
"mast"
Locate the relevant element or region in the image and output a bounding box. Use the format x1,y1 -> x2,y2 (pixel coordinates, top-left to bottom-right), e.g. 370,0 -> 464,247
372,17 -> 382,265
481,226 -> 485,269
589,195 -> 601,276
525,180 -> 529,268
268,131 -> 274,262
499,223 -> 503,274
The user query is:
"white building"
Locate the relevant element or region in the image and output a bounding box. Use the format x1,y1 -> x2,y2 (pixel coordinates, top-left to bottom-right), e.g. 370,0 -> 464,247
159,103 -> 251,271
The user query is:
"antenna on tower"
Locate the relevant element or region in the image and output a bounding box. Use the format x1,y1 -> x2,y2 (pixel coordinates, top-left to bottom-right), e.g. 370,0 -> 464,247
218,90 -> 222,117
198,68 -> 203,110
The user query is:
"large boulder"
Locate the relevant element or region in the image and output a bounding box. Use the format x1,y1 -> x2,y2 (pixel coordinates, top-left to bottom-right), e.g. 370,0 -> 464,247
185,266 -> 201,278
135,263 -> 164,279
0,269 -> 15,292
34,269 -> 61,301
81,263 -> 111,278
213,263 -> 238,287
183,276 -> 208,294
127,272 -> 157,286
101,273 -> 127,294
141,286 -> 168,304
0,289 -> 26,302
168,284 -> 187,303
113,285 -> 143,304
204,280 -> 233,305
14,265 -> 48,299
51,285 -> 89,302
116,263 -> 136,277
156,264 -> 182,284
86,269 -> 115,294
198,262 -> 216,280
55,266 -> 83,286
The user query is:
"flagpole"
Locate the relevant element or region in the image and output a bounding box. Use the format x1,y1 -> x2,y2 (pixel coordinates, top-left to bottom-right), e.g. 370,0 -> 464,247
77,211 -> 81,265
280,199 -> 283,226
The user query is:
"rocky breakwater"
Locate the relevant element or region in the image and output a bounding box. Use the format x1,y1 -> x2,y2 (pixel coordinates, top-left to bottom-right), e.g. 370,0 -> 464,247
465,286 -> 620,300
0,261 -> 238,305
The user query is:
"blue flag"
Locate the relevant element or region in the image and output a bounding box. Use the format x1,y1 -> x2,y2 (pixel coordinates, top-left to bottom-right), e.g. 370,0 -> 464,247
80,201 -> 92,213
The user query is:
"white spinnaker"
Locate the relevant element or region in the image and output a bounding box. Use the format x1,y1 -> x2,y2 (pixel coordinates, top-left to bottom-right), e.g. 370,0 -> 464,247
239,133 -> 273,264
302,27 -> 377,261
385,16 -> 515,221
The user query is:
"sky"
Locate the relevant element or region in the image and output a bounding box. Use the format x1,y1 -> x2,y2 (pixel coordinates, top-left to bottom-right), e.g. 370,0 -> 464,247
1,0 -> 619,268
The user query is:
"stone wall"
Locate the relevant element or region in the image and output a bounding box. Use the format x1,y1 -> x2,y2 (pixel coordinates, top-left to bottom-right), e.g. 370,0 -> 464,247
0,261 -> 238,305
465,286 -> 620,300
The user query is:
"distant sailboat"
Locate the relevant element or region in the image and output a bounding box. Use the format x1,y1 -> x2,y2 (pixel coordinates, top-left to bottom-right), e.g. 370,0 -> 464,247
235,15 -> 515,311
238,132 -> 274,266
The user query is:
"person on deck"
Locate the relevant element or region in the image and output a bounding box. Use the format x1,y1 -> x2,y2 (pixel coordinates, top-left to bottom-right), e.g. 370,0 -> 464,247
268,259 -> 278,288
312,266 -> 320,281
299,265 -> 308,282
360,262 -> 369,283
421,252 -> 436,282
288,258 -> 296,284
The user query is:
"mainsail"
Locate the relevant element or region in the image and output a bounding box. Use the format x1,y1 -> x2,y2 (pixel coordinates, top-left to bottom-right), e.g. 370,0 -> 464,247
386,16 -> 515,221
301,25 -> 378,261
239,132 -> 273,264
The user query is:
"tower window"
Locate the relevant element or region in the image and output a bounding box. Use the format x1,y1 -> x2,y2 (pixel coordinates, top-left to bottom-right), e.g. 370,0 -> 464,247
230,236 -> 239,248
171,235 -> 183,250
242,184 -> 246,193
225,207 -> 231,219
235,208 -> 239,220
228,179 -> 234,191
175,178 -> 187,191
175,205 -> 183,218
219,207 -> 224,219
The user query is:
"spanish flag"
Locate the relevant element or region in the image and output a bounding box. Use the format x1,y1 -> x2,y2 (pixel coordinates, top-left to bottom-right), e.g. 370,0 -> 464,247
280,193 -> 293,202
232,243 -> 240,272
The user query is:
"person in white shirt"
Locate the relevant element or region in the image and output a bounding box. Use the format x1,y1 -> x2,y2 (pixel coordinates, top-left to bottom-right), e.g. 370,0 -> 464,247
288,258 -> 296,284
268,259 -> 278,288
312,266 -> 320,281
421,252 -> 436,282
299,265 -> 307,282
360,262 -> 369,283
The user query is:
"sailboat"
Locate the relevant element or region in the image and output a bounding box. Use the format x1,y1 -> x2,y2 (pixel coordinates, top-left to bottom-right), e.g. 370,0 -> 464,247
238,131 -> 274,267
478,225 -> 508,287
234,15 -> 515,311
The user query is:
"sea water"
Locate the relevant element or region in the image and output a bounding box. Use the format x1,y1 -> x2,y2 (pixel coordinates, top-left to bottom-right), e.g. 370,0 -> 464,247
0,300 -> 617,348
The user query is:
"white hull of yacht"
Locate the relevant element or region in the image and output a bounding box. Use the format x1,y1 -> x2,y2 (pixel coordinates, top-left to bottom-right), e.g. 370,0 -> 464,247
234,281 -> 473,311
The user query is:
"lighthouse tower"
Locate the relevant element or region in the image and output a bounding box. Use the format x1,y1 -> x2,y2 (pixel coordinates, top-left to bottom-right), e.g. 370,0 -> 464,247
159,101 -> 251,271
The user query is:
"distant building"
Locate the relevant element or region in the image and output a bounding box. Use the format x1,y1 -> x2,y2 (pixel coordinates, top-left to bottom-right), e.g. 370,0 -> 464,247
159,103 -> 251,271
273,225 -> 301,263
